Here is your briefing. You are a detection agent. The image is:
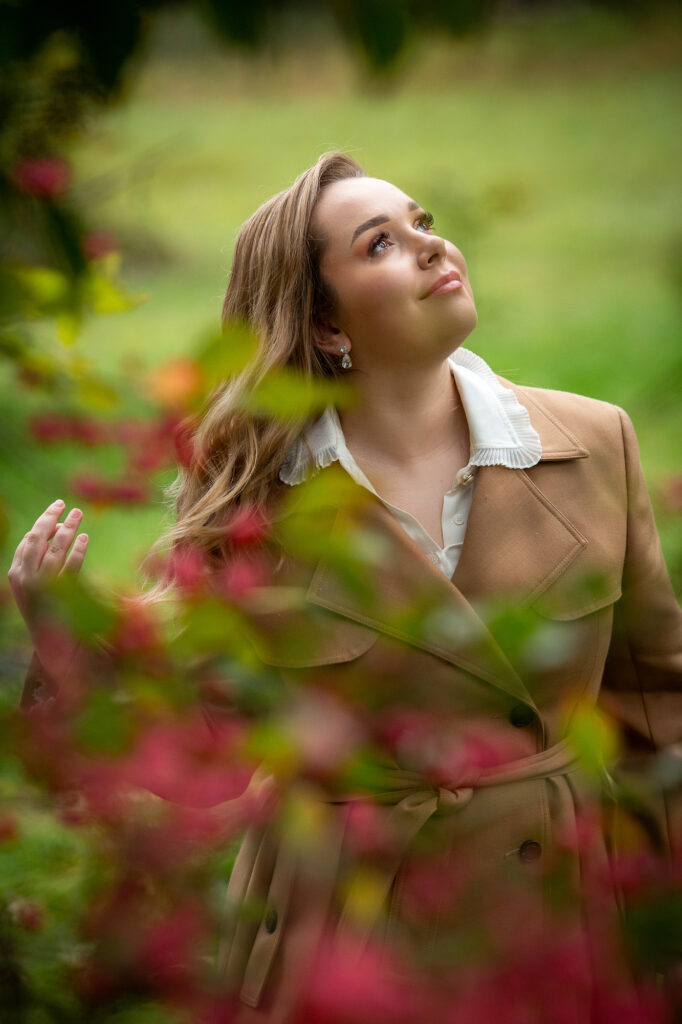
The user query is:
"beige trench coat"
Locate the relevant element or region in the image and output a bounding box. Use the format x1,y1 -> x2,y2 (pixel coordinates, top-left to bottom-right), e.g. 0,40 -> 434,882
213,380 -> 682,1023
21,380 -> 682,1022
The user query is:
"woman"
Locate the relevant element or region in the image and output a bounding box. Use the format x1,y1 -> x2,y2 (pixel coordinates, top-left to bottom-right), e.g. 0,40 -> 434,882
10,152 -> 682,1022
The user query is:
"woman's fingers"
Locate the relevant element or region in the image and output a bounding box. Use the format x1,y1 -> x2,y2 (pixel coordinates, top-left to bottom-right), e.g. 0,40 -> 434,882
60,531 -> 89,576
20,500 -> 67,576
39,507 -> 83,577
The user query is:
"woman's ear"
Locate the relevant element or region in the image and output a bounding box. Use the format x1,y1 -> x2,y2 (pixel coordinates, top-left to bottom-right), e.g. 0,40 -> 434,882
312,322 -> 352,357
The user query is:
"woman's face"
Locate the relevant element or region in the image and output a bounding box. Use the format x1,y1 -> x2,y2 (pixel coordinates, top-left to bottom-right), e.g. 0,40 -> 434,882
311,176 -> 477,369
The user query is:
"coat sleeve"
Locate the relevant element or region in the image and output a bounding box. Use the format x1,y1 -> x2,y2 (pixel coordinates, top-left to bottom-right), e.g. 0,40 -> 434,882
19,639 -> 113,712
599,406 -> 682,860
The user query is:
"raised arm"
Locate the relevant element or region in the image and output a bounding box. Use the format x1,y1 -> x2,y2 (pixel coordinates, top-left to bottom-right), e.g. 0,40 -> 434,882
8,499 -> 91,708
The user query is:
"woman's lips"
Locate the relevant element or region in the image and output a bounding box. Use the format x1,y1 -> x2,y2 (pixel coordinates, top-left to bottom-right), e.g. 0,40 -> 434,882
427,278 -> 464,297
423,271 -> 464,298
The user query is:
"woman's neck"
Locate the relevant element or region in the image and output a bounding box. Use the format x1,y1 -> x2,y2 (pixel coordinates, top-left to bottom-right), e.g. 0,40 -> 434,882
338,358 -> 470,473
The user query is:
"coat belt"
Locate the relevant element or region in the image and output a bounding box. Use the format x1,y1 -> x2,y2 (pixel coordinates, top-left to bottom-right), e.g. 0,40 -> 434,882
221,736 -> 604,1006
324,736 -> 592,951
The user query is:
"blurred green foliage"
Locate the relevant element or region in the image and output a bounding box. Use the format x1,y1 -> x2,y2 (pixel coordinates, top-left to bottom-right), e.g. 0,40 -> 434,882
0,7 -> 680,1018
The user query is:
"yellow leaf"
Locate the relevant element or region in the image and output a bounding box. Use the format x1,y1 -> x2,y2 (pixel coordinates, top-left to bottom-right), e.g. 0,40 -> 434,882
238,366 -> 348,420
194,321 -> 260,390
57,309 -> 82,346
86,270 -> 146,314
12,265 -> 69,307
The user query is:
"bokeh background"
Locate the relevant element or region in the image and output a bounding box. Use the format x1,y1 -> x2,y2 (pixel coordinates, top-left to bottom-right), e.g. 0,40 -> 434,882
2,0 -> 681,605
1,4 -> 681,1020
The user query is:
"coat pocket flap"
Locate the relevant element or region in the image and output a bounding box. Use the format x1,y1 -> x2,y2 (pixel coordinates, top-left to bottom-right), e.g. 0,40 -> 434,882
531,574 -> 622,621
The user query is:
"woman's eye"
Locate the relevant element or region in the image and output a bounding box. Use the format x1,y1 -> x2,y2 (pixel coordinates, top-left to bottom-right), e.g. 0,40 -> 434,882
368,213 -> 434,255
369,232 -> 392,256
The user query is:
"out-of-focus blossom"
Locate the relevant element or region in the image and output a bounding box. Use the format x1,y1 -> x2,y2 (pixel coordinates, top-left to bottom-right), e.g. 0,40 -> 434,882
29,412 -> 105,446
113,715 -> 254,808
9,898 -> 45,932
372,709 -> 529,786
397,847 -> 472,923
164,544 -> 210,598
342,800 -> 397,859
107,597 -> 164,658
172,414 -> 199,469
215,553 -> 270,602
83,229 -> 118,260
147,358 -> 204,410
12,155 -> 71,198
222,503 -> 270,547
69,470 -> 149,507
109,479 -> 149,502
281,690 -> 363,781
300,931 -> 437,1024
0,813 -> 18,842
139,902 -> 207,998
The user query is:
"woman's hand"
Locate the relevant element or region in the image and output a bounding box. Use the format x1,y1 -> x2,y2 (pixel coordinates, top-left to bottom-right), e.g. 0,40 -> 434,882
7,498 -> 90,685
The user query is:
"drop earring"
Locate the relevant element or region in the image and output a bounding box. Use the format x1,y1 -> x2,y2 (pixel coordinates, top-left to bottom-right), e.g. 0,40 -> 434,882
338,344 -> 353,370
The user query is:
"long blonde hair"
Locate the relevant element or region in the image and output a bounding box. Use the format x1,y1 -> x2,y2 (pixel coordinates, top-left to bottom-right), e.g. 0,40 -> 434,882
137,151 -> 366,606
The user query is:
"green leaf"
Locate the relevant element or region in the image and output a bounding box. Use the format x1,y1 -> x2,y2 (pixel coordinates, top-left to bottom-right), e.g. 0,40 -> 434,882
43,573 -> 118,644
237,366 -> 346,420
73,373 -> 121,410
85,270 -> 147,314
75,689 -> 135,754
194,320 -> 260,390
566,703 -> 620,776
10,266 -> 70,310
56,309 -> 82,346
171,597 -> 258,663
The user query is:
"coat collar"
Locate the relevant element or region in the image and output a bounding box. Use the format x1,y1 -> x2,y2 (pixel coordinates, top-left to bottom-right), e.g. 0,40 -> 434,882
267,383 -> 589,714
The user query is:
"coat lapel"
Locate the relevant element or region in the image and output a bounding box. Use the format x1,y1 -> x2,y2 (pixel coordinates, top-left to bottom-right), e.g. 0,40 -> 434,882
305,492 -> 533,706
452,380 -> 590,607
277,381 -> 590,707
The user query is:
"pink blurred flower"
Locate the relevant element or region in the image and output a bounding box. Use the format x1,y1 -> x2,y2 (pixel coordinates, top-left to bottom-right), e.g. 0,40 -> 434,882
222,504 -> 270,547
83,229 -> 118,260
216,553 -> 269,601
116,715 -> 254,808
12,155 -> 71,198
29,412 -> 105,445
164,545 -> 210,598
113,418 -> 149,445
108,598 -> 163,657
173,418 -> 198,469
283,691 -> 363,780
398,847 -> 471,922
139,903 -> 207,997
9,898 -> 44,932
343,801 -> 397,859
0,813 -> 18,842
372,710 -> 528,787
300,931 -> 436,1024
108,479 -> 149,503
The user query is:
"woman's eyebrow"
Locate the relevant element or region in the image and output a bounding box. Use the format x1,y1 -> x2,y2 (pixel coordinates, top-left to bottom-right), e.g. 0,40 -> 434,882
350,200 -> 421,247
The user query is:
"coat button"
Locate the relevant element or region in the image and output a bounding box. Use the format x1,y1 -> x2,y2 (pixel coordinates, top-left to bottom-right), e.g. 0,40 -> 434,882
264,907 -> 278,933
509,703 -> 534,727
518,840 -> 542,862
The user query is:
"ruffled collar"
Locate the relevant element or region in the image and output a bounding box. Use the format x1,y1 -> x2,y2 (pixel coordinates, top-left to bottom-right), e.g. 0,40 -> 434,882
278,347 -> 542,486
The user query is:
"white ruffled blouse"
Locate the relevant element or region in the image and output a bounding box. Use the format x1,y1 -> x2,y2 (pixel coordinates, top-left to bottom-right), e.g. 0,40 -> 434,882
279,347 -> 542,579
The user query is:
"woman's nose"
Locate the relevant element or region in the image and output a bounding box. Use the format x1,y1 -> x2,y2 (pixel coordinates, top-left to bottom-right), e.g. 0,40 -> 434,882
417,233 -> 447,269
